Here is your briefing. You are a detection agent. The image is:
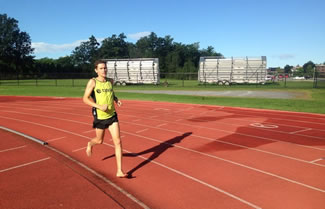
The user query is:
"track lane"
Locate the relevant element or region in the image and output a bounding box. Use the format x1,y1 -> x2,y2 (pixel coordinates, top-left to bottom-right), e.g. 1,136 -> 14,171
1,96 -> 325,209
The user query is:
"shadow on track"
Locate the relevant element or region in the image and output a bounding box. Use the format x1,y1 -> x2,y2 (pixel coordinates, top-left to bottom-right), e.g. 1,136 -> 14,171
102,132 -> 192,178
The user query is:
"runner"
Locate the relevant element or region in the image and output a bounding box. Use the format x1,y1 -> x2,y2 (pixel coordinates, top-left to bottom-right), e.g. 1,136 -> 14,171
83,59 -> 127,178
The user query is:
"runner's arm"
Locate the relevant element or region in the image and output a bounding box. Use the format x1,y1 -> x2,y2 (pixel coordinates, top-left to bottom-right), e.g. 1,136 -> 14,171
109,78 -> 122,107
83,79 -> 107,111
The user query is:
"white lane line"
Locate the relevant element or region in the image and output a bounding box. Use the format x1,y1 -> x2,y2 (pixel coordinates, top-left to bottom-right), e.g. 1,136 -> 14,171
1,111 -> 324,165
156,123 -> 167,128
46,145 -> 151,209
136,129 -> 148,134
2,113 -> 325,194
117,108 -> 325,139
310,158 -> 325,163
3,105 -> 323,140
290,128 -> 312,134
47,136 -> 66,142
124,116 -> 325,150
122,130 -> 325,193
0,157 -> 50,173
0,116 -> 261,208
0,145 -> 26,153
123,120 -> 325,161
154,108 -> 169,111
99,141 -> 262,209
83,130 -> 94,134
72,147 -> 87,152
0,123 -> 150,209
127,149 -> 262,209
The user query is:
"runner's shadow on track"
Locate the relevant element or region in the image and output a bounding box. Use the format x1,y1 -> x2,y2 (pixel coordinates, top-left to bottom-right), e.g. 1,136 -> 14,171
102,132 -> 192,178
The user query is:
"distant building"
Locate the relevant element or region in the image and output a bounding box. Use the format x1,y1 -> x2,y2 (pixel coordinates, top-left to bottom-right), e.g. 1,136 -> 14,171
267,67 -> 278,73
291,65 -> 302,73
316,65 -> 325,73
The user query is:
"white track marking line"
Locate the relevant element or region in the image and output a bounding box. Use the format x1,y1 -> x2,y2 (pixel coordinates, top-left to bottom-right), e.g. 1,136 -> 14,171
1,110 -> 324,164
136,129 -> 148,134
83,130 -> 94,133
4,101 -> 325,124
124,121 -> 325,167
2,105 -> 324,139
0,157 -> 50,173
127,149 -> 262,209
124,116 -> 325,150
45,147 -> 150,209
250,123 -> 278,129
290,128 -> 312,134
13,104 -> 322,141
118,108 -> 325,139
1,125 -> 150,209
154,108 -> 169,111
0,145 -> 26,153
1,115 -> 324,194
47,136 -> 66,142
72,147 -> 87,152
223,108 -> 325,123
125,102 -> 324,125
122,130 -> 325,193
156,123 -> 167,128
120,106 -> 325,136
98,143 -> 261,209
2,109 -> 325,166
0,117 -> 262,208
310,158 -> 325,163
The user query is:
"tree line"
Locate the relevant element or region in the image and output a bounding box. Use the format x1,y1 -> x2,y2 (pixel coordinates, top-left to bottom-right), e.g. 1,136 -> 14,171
0,13 -> 221,77
1,13 -> 324,79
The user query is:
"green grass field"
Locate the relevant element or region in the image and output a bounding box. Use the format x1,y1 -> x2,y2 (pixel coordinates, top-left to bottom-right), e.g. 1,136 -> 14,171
0,79 -> 324,114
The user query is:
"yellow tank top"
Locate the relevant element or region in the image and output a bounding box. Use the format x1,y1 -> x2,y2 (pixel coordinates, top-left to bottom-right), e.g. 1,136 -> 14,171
91,78 -> 115,120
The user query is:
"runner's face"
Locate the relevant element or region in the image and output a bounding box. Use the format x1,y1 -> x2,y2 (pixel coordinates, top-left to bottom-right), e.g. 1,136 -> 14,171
96,63 -> 107,77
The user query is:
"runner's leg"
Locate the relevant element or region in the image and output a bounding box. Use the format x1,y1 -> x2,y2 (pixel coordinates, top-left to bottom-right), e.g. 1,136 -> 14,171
86,128 -> 105,157
108,122 -> 126,177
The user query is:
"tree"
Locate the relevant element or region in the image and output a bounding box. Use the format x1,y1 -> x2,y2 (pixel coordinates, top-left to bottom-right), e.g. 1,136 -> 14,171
303,61 -> 315,78
0,14 -> 34,73
98,33 -> 129,59
284,65 -> 293,74
72,35 -> 99,66
199,46 -> 222,57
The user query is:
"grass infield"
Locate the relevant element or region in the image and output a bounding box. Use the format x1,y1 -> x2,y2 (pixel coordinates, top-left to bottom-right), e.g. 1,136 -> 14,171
0,79 -> 324,114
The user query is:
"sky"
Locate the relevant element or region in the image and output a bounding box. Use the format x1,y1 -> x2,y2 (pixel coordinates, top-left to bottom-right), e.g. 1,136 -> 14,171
1,0 -> 324,68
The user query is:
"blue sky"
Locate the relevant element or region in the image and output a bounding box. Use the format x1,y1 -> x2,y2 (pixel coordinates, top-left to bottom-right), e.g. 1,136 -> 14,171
1,0 -> 324,67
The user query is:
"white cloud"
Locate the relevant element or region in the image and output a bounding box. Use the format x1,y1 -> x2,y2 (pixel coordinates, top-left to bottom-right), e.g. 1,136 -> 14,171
31,39 -> 87,53
127,31 -> 151,40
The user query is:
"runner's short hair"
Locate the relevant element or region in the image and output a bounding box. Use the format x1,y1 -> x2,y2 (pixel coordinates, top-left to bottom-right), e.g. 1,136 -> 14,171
94,60 -> 106,69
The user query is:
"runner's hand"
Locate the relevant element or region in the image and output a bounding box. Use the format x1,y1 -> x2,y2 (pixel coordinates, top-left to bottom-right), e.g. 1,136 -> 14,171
99,104 -> 108,111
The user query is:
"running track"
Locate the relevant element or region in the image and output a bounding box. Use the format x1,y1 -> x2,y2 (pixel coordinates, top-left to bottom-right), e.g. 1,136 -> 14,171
0,96 -> 324,209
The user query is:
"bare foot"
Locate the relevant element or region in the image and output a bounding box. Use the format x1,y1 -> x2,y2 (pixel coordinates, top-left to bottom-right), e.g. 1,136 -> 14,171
116,171 -> 127,178
86,142 -> 92,157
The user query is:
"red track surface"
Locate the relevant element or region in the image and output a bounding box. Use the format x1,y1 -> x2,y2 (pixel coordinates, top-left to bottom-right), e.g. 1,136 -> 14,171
1,96 -> 325,209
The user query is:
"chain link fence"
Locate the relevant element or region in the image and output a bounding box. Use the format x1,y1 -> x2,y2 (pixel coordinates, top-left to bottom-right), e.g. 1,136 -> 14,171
0,71 -> 324,89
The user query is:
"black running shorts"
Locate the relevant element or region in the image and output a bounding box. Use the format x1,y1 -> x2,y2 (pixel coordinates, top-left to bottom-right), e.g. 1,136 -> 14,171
93,113 -> 119,129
